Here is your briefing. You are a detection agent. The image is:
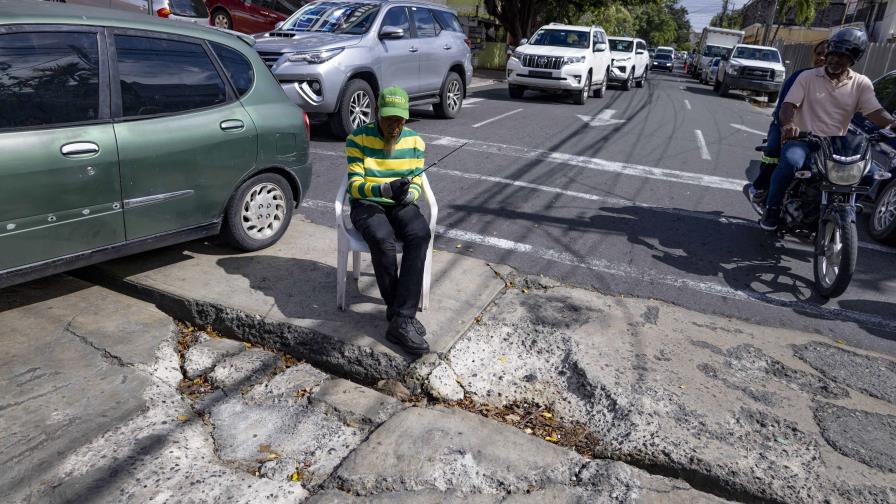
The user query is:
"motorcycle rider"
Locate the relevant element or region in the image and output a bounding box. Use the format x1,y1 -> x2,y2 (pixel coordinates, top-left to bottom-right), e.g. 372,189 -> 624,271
760,27 -> 896,231
750,39 -> 827,204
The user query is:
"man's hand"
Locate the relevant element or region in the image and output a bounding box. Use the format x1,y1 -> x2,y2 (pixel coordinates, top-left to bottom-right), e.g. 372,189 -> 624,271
380,178 -> 411,202
781,123 -> 800,143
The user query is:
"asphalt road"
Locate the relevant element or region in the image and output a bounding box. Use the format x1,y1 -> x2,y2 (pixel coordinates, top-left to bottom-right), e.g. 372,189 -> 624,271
299,64 -> 896,357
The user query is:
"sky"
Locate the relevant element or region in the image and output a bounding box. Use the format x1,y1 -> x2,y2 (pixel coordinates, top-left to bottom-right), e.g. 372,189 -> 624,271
684,0 -> 742,31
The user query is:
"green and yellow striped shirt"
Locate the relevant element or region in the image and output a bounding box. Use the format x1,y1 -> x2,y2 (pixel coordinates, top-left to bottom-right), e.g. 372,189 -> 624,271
346,122 -> 424,205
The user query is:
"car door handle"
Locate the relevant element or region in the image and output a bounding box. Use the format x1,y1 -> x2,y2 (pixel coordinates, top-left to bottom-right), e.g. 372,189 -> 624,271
408,47 -> 418,53
220,120 -> 245,132
60,142 -> 99,157
443,44 -> 451,50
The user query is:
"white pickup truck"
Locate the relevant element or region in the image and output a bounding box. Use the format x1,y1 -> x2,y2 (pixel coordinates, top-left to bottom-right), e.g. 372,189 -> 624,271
714,44 -> 786,101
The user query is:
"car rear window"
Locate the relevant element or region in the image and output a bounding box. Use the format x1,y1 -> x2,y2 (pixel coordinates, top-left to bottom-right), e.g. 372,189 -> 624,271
655,53 -> 672,60
432,10 -> 463,32
0,31 -> 100,130
212,43 -> 254,97
115,35 -> 226,118
169,0 -> 209,17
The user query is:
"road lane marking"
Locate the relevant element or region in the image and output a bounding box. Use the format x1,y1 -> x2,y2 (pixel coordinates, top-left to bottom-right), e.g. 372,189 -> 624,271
301,197 -> 896,334
695,130 -> 711,160
577,109 -> 626,126
731,123 -> 766,135
472,108 -> 523,128
421,134 -> 743,190
305,154 -> 896,256
463,97 -> 485,108
684,99 -> 691,110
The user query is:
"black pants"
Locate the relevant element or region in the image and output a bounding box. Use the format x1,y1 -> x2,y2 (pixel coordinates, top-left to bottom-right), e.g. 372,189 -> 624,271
350,200 -> 431,319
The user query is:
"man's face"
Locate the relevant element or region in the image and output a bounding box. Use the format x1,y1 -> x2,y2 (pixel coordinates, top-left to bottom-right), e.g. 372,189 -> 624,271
813,44 -> 826,68
378,115 -> 405,143
825,52 -> 852,75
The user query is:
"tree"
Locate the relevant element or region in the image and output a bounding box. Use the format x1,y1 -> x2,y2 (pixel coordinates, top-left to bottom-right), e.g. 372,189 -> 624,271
576,3 -> 636,36
483,0 -> 591,46
710,7 -> 744,29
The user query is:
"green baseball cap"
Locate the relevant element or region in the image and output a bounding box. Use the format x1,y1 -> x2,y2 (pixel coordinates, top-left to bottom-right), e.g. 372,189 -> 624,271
378,86 -> 409,119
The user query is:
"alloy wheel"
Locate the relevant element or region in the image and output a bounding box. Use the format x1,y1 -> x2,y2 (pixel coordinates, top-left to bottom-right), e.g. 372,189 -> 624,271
873,185 -> 896,232
240,183 -> 286,240
213,13 -> 230,29
818,221 -> 842,289
349,91 -> 372,130
446,80 -> 462,112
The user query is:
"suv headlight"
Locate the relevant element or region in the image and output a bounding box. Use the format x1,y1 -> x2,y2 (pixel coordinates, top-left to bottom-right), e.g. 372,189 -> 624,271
288,47 -> 344,64
826,159 -> 869,185
563,55 -> 586,65
614,56 -> 631,63
511,50 -> 523,60
727,63 -> 741,75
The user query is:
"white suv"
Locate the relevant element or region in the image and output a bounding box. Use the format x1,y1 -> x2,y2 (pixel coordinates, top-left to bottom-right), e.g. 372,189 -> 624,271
608,37 -> 649,90
506,23 -> 611,105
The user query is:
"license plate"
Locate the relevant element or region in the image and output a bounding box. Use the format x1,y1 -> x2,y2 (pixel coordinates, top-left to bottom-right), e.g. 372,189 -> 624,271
528,70 -> 552,78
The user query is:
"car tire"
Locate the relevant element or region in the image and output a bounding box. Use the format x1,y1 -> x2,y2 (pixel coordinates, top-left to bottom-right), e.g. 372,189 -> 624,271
433,72 -> 463,119
621,69 -> 633,91
508,84 -> 525,99
221,173 -> 294,252
573,73 -> 590,105
719,81 -> 730,97
635,70 -> 645,88
211,9 -> 232,30
869,181 -> 896,243
329,79 -> 374,139
713,79 -> 721,93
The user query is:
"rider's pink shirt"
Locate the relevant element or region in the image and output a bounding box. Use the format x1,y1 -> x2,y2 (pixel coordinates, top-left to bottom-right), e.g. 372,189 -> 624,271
783,67 -> 881,137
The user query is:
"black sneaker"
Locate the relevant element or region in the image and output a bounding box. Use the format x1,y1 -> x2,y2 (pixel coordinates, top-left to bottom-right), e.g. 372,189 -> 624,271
386,316 -> 429,355
751,189 -> 768,206
760,208 -> 781,231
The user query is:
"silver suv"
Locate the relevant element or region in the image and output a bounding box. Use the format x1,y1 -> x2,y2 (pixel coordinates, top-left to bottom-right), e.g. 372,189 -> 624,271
253,0 -> 472,137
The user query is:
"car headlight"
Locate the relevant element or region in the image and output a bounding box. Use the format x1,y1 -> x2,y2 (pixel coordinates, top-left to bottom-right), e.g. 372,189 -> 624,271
511,50 -> 523,60
288,47 -> 344,64
563,55 -> 586,65
614,56 -> 631,63
774,70 -> 785,82
825,159 -> 868,185
727,64 -> 741,75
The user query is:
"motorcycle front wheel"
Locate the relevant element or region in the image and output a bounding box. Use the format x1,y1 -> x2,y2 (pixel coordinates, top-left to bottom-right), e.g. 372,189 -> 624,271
813,212 -> 858,298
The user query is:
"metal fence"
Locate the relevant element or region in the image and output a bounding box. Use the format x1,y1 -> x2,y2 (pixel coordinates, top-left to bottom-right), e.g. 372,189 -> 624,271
777,41 -> 896,81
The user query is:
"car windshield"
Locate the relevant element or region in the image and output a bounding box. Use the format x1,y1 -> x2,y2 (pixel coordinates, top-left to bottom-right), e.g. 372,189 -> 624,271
732,47 -> 781,62
609,39 -> 633,52
655,53 -> 672,61
529,29 -> 590,49
280,1 -> 379,34
703,45 -> 729,58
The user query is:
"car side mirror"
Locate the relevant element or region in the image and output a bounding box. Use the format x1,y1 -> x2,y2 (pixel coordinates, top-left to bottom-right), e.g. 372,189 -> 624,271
593,42 -> 607,52
379,26 -> 405,40
274,21 -> 283,30
519,38 -> 528,46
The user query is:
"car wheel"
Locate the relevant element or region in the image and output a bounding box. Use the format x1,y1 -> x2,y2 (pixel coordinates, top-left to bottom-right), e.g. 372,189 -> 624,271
508,84 -> 525,99
622,70 -> 633,91
573,73 -> 590,105
593,70 -> 607,98
433,72 -> 463,119
221,173 -> 294,252
329,79 -> 374,139
635,70 -> 645,88
212,9 -> 232,30
719,81 -> 730,98
870,181 -> 896,243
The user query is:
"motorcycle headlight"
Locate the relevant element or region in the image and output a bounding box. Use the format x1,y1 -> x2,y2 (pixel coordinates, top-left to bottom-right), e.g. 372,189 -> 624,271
288,47 -> 344,64
825,158 -> 869,186
564,55 -> 586,65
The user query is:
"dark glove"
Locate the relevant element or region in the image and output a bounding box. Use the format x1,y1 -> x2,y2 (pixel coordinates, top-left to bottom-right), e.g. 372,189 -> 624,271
380,178 -> 410,202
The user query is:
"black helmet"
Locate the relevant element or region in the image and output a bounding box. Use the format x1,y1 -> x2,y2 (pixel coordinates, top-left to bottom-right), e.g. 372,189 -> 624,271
826,27 -> 869,64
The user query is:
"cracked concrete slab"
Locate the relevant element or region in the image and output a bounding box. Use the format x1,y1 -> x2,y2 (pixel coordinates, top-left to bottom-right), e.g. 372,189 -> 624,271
446,282 -> 896,503
85,220 -> 505,383
325,406 -> 725,502
0,276 -> 305,503
208,348 -> 279,392
183,337 -> 246,379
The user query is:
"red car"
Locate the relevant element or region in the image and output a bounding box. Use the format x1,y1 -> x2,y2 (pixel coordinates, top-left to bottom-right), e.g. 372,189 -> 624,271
206,0 -> 303,34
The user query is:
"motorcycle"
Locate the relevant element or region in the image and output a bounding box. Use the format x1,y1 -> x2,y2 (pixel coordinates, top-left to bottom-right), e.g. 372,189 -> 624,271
744,129 -> 895,298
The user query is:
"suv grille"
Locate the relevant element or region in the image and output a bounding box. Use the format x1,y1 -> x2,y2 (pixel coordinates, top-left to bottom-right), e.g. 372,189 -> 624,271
521,54 -> 564,70
257,51 -> 284,68
740,66 -> 773,81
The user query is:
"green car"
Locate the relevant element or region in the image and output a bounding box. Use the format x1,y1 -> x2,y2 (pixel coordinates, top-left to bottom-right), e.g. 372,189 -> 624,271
0,0 -> 311,288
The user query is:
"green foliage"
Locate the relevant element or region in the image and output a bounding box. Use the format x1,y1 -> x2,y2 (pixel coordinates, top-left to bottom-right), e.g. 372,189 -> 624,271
709,7 -> 744,29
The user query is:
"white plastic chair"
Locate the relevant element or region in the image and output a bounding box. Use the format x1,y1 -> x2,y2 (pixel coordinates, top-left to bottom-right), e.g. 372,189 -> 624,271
335,173 -> 437,311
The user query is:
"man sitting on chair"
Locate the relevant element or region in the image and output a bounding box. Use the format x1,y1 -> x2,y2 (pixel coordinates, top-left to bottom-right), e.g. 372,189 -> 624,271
346,86 -> 431,355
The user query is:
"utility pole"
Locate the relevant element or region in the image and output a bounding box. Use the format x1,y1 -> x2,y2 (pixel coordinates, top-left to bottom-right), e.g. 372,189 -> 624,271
761,0 -> 779,45
720,0 -> 730,27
